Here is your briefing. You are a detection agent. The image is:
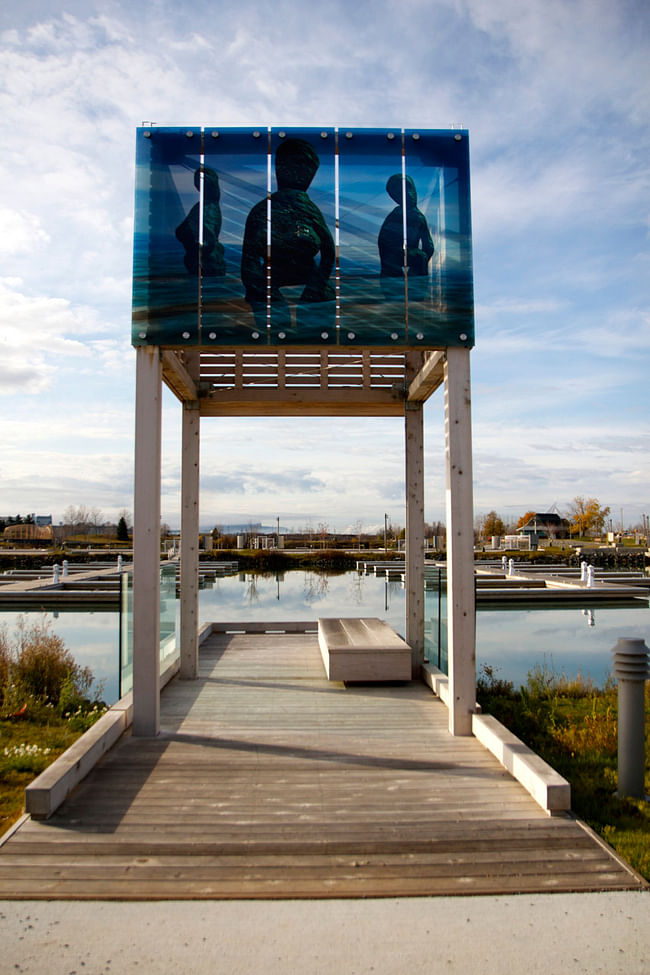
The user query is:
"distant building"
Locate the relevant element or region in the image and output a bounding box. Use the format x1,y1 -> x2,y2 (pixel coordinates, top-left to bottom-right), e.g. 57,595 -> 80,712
3,522 -> 54,542
516,512 -> 570,542
34,514 -> 53,527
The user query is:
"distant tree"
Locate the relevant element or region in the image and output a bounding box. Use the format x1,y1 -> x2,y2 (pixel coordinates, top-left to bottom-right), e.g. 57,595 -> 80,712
88,507 -> 103,533
480,511 -> 506,540
63,505 -> 91,535
317,521 -> 329,549
567,496 -> 611,538
516,511 -> 537,530
116,516 -> 129,542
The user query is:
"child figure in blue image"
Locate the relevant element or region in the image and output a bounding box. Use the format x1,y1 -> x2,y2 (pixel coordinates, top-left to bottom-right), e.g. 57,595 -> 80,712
241,138 -> 335,333
378,173 -> 433,300
175,166 -> 226,277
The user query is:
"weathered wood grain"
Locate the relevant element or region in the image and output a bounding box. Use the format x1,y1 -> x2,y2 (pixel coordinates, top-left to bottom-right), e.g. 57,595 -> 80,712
0,631 -> 645,898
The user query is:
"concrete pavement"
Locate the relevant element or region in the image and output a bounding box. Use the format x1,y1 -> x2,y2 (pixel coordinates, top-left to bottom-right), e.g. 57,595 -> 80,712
1,891 -> 648,974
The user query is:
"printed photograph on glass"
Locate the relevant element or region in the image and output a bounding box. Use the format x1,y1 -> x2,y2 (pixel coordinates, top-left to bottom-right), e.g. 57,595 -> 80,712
132,127 -> 474,350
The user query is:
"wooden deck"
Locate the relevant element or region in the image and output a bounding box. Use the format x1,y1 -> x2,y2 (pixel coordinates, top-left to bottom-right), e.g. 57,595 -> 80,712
0,629 -> 645,899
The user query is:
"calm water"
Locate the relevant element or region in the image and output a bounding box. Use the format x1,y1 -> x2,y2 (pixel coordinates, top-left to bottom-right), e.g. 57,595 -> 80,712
1,570 -> 648,704
0,609 -> 120,705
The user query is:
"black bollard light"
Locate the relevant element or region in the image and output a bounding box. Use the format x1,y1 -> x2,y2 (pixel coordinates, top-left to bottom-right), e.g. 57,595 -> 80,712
611,637 -> 649,799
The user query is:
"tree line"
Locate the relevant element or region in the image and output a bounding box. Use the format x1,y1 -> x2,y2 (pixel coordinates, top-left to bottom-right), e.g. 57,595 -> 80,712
476,496 -> 620,542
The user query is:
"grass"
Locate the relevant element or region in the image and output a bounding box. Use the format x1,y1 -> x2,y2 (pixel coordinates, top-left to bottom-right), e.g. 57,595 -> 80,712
477,662 -> 650,881
0,616 -> 106,836
0,717 -> 89,835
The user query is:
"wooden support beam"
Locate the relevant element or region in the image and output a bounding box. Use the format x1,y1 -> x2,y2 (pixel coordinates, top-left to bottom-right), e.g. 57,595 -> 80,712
180,352 -> 200,680
132,347 -> 162,737
444,347 -> 476,736
408,350 -> 445,402
405,399 -> 425,675
200,386 -> 405,417
161,350 -> 199,402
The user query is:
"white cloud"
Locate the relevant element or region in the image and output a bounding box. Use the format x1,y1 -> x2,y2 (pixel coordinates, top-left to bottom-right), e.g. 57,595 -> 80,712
0,208 -> 50,255
0,1 -> 647,528
0,279 -> 105,394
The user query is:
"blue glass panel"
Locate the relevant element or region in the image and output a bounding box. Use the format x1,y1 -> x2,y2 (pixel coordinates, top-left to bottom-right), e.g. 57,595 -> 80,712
132,127 -> 202,346
131,127 -> 474,350
338,129 -> 405,346
263,128 -> 336,343
201,127 -> 269,345
404,130 -> 474,347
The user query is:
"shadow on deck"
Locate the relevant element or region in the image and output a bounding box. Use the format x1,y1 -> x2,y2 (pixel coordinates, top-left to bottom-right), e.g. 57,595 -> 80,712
0,629 -> 646,898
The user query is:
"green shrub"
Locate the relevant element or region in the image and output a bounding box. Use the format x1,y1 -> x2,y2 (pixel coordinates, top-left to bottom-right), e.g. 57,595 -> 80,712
0,616 -> 99,719
477,661 -> 650,880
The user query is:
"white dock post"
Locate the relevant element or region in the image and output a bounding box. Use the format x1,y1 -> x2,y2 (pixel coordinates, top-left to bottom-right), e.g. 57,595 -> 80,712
405,394 -> 425,676
444,347 -> 476,736
180,393 -> 200,680
132,346 -> 162,737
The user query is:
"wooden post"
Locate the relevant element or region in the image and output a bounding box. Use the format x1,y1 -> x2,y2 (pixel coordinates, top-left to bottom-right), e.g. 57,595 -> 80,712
132,346 -> 162,737
405,400 -> 425,676
180,398 -> 200,679
444,347 -> 476,736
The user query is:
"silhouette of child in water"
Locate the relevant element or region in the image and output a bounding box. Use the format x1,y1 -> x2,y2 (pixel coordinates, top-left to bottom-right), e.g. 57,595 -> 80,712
241,139 -> 335,315
378,174 -> 433,288
175,167 -> 226,277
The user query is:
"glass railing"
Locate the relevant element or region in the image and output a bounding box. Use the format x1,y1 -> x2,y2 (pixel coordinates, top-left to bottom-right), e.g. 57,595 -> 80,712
119,562 -> 178,697
424,565 -> 447,672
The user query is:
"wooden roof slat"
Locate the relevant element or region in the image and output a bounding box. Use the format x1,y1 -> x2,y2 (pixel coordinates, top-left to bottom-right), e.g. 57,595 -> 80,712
160,347 -> 421,415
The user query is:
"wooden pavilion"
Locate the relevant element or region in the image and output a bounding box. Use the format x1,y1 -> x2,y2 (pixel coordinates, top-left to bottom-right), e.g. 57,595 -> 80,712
132,345 -> 475,736
130,125 -> 476,739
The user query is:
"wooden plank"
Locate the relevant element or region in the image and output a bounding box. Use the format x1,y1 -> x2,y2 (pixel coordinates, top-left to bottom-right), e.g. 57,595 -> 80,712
199,389 -> 405,417
2,630 -> 644,898
161,349 -> 199,401
408,350 -> 445,402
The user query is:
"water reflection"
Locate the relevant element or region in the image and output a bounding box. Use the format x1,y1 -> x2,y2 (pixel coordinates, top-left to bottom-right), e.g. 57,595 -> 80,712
475,603 -> 649,688
0,609 -> 119,705
1,572 -> 647,706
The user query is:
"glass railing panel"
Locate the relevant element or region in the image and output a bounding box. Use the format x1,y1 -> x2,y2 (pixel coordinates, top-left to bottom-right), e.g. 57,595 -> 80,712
119,563 -> 178,697
160,563 -> 178,665
119,570 -> 133,697
424,566 -> 447,673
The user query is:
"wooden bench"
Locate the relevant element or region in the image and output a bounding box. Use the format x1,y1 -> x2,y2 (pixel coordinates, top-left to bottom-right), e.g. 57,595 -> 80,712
318,617 -> 412,682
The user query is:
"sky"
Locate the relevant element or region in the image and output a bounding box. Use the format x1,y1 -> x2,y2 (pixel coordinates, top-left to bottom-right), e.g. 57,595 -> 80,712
0,0 -> 648,534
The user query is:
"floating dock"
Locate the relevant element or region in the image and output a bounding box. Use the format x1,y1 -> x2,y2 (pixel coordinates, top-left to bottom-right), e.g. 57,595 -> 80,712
357,560 -> 649,604
0,560 -> 240,607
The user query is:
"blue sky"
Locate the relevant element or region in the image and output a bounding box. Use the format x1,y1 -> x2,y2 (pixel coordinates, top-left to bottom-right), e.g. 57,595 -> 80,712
0,0 -> 648,533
